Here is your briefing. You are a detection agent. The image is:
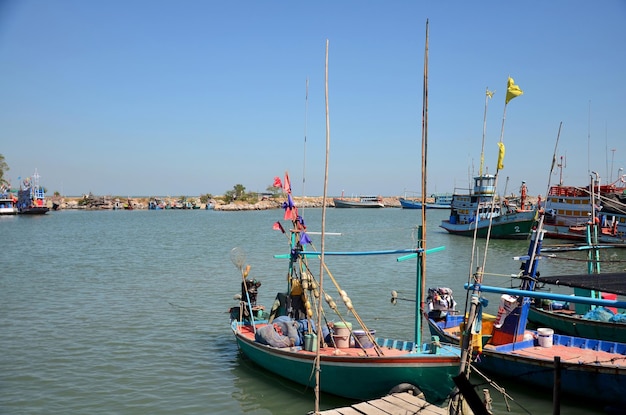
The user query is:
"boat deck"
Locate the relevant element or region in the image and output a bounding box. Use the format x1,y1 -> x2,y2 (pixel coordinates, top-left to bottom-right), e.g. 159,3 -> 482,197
487,343 -> 626,367
237,323 -> 417,357
439,323 -> 626,367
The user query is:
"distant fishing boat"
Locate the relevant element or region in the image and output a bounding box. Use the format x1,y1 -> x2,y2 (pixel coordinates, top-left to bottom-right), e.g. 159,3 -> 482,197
333,195 -> 384,208
543,175 -> 626,243
399,193 -> 452,209
440,83 -> 536,240
148,197 -> 166,210
17,170 -> 49,215
0,184 -> 18,215
440,175 -> 536,239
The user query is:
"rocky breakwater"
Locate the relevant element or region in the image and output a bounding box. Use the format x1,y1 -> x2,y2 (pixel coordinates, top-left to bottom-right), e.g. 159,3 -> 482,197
213,197 -> 402,211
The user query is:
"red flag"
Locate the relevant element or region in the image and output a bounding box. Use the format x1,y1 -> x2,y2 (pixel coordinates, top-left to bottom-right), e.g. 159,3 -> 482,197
284,206 -> 298,221
273,176 -> 282,188
272,221 -> 285,233
283,172 -> 291,194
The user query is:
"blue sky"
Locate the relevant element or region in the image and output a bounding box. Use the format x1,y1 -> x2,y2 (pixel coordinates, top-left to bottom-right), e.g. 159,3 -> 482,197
1,1 -> 625,198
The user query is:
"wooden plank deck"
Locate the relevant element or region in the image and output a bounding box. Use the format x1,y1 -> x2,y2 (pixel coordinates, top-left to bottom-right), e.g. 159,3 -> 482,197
319,392 -> 447,415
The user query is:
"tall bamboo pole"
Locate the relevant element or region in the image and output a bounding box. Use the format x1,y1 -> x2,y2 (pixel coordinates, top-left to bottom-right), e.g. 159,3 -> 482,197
416,19 -> 429,346
314,38 -> 330,415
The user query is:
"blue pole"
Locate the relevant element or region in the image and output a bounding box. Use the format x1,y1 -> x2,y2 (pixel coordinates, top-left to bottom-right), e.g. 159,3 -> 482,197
464,284 -> 626,309
415,226 -> 422,347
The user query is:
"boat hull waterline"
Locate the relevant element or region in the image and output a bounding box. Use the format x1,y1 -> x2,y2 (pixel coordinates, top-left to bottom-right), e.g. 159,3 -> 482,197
233,322 -> 460,403
428,314 -> 626,405
440,211 -> 536,239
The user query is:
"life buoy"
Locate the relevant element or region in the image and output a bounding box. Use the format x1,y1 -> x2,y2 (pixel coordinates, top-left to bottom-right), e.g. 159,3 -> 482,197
388,383 -> 424,398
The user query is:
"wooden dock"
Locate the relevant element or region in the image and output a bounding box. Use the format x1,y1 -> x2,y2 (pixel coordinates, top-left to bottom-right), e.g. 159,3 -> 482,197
318,392 -> 447,415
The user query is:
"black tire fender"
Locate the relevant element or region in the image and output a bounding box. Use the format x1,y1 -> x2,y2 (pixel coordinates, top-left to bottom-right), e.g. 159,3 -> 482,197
389,383 -> 424,399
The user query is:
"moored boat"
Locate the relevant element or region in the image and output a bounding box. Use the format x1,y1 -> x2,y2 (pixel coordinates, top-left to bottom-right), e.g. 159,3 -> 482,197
428,225 -> 626,406
0,184 -> 18,215
432,96 -> 626,407
400,193 -> 452,209
232,36 -> 461,405
528,220 -> 626,342
543,176 -> 626,243
333,195 -> 384,208
231,174 -> 460,402
440,175 -> 536,239
148,197 -> 166,210
17,170 -> 49,215
527,298 -> 626,343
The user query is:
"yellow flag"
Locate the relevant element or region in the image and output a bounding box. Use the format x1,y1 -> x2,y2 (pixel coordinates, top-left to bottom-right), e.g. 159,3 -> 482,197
497,142 -> 505,170
486,89 -> 494,99
505,77 -> 523,104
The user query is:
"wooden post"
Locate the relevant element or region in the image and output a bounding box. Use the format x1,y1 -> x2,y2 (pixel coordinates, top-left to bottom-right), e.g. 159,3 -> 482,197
553,356 -> 561,415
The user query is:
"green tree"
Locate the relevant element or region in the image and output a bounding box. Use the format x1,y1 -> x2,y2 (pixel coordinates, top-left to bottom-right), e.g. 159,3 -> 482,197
233,184 -> 246,199
0,154 -> 9,186
266,183 -> 281,197
223,184 -> 247,203
200,193 -> 213,204
223,190 -> 236,203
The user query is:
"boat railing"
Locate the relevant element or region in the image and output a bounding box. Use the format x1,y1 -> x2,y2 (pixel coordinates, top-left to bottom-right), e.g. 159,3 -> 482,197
548,185 -> 588,197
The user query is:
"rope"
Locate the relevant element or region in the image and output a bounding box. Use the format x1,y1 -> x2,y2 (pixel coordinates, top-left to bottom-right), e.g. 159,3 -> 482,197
303,240 -> 384,355
468,363 -> 531,414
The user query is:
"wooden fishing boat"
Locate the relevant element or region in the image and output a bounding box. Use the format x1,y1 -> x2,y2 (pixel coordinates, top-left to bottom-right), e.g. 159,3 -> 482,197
233,319 -> 459,402
428,227 -> 626,406
440,175 -> 536,239
527,270 -> 626,343
231,184 -> 460,402
231,33 -> 461,405
333,195 -> 384,208
399,193 -> 452,210
528,221 -> 626,342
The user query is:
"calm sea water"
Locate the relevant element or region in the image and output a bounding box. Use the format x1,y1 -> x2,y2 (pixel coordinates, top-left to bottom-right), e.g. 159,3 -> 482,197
1,208 -> 623,414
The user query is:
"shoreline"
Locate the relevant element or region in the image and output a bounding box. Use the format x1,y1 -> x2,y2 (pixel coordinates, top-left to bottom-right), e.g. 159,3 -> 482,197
46,195 -> 539,211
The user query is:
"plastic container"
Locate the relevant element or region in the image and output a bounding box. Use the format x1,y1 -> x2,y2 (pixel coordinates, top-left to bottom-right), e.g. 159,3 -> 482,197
353,329 -> 376,348
332,322 -> 352,348
537,327 -> 554,347
304,333 -> 318,352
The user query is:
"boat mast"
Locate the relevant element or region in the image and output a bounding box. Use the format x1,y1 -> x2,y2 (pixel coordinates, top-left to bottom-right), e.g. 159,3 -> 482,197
302,77 -> 308,199
478,88 -> 493,177
415,19 -> 429,346
314,38 -> 330,415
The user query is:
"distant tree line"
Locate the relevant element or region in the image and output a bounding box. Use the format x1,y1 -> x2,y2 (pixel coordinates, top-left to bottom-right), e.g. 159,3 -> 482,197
220,182 -> 282,204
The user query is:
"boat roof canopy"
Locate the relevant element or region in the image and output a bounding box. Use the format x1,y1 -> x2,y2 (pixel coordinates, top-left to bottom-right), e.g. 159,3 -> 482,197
537,272 -> 626,296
